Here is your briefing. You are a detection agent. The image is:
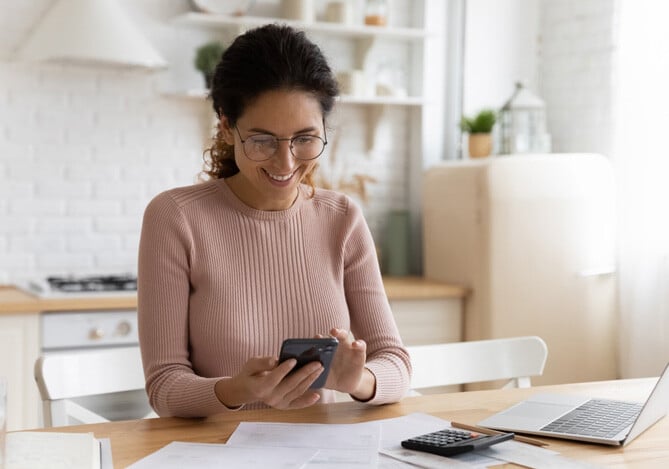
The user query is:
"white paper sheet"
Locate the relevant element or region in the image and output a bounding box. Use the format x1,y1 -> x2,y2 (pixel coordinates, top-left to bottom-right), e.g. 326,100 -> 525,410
480,441 -> 599,469
126,412 -> 588,469
126,441 -> 317,469
5,431 -> 100,469
227,421 -> 381,468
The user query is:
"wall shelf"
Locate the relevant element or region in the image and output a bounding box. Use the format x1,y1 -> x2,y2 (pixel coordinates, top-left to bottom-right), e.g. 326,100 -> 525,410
172,12 -> 429,41
163,89 -> 424,107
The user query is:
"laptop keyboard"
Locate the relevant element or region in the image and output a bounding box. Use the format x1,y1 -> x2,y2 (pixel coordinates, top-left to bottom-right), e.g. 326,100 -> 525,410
541,399 -> 643,439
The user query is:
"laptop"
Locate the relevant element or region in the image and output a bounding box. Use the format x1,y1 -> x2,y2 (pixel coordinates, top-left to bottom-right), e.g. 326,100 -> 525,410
478,362 -> 669,446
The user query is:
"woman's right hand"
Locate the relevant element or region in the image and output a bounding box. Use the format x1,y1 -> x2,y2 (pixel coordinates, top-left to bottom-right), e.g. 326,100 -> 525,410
214,356 -> 324,409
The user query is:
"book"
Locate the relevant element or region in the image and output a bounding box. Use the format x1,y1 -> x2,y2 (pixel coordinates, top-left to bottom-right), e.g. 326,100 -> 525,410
5,431 -> 100,469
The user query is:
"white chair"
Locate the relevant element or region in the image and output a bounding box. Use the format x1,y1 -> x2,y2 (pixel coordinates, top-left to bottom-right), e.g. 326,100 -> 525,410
35,346 -> 157,427
406,336 -> 548,393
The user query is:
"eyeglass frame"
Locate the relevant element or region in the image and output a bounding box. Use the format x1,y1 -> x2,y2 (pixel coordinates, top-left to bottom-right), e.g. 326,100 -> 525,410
233,120 -> 328,161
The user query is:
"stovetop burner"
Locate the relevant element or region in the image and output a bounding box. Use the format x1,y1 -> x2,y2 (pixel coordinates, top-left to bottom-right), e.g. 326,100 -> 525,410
46,274 -> 138,293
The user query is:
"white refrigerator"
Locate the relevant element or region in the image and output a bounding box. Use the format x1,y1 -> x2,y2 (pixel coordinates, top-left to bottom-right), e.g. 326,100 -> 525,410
422,154 -> 617,386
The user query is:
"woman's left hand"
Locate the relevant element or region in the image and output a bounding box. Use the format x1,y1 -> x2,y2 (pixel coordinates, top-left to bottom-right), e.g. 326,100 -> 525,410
322,328 -> 376,401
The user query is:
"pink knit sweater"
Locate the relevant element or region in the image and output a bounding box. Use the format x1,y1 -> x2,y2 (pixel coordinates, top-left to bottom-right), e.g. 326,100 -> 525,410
137,178 -> 411,417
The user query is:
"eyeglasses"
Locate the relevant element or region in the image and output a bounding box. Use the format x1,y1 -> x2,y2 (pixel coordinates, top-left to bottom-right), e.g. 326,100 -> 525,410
234,124 -> 328,162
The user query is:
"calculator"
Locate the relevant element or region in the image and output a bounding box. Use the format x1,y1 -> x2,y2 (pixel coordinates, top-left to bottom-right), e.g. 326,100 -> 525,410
401,428 -> 514,457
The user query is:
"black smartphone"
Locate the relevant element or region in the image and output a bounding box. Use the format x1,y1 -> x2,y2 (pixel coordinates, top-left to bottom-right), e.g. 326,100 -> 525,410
278,337 -> 339,389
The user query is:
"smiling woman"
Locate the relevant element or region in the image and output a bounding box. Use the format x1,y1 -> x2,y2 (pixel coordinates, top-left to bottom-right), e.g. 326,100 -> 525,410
137,24 -> 411,418
221,89 -> 325,211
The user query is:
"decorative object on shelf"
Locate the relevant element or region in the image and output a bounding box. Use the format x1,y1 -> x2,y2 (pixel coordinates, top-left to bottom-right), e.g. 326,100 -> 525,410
313,127 -> 376,204
194,41 -> 225,89
336,69 -> 366,96
189,0 -> 256,16
365,0 -> 389,26
15,0 -> 167,70
384,209 -> 411,276
374,62 -> 407,98
460,109 -> 497,158
324,1 -> 353,24
281,0 -> 315,22
499,82 -> 552,155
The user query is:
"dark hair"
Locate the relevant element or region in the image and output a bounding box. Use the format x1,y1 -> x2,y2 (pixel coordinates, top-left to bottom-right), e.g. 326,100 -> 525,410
202,24 -> 339,190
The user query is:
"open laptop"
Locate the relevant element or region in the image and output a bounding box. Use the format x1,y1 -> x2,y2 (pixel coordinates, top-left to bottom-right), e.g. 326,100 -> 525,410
478,362 -> 669,446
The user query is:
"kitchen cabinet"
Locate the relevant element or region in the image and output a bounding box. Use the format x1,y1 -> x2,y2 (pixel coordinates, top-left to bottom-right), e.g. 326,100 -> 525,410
0,313 -> 40,431
383,276 -> 466,346
390,298 -> 462,345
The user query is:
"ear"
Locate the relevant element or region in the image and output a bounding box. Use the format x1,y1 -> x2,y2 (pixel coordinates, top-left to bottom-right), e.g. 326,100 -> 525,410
219,116 -> 235,145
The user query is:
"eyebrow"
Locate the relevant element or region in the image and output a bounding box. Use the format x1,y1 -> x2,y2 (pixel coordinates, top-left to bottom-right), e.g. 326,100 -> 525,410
246,126 -> 319,136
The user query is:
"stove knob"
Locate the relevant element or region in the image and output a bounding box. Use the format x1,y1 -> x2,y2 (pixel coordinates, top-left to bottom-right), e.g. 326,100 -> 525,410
115,321 -> 132,337
89,328 -> 105,340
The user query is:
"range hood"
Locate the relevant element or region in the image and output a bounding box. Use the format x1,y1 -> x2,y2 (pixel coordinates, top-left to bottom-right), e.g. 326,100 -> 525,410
16,0 -> 167,70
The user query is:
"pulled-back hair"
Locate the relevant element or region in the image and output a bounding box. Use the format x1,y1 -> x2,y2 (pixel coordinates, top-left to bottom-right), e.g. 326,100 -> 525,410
202,24 -> 339,189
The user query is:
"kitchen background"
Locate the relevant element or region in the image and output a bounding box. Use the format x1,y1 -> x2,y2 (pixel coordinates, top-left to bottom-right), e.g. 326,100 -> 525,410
1,1 -> 668,377
1,0 -> 535,284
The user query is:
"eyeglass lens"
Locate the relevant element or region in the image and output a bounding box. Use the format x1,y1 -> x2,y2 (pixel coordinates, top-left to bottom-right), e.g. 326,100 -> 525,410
245,135 -> 325,161
235,126 -> 327,161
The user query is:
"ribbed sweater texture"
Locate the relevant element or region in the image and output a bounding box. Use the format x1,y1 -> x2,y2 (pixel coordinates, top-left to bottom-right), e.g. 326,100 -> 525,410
138,179 -> 411,417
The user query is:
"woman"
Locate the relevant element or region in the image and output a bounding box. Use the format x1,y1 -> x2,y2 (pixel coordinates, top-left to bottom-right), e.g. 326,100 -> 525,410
138,24 -> 411,417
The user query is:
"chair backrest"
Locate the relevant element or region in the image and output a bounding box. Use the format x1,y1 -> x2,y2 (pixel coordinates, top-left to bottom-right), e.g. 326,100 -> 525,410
35,346 -> 157,427
407,336 -> 548,392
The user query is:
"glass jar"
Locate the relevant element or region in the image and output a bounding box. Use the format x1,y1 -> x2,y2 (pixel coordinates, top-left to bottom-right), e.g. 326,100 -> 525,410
499,82 -> 552,155
364,0 -> 388,26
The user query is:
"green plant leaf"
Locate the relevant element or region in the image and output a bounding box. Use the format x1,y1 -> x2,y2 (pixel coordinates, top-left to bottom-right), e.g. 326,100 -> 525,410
194,41 -> 226,76
460,109 -> 497,133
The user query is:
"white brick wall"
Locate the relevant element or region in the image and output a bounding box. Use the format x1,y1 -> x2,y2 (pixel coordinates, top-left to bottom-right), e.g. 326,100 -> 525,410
538,0 -> 617,157
0,0 -> 418,283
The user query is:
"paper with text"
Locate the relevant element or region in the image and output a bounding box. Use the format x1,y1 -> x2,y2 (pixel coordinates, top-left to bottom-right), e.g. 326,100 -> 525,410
5,431 -> 100,469
126,441 -> 317,469
227,421 -> 381,468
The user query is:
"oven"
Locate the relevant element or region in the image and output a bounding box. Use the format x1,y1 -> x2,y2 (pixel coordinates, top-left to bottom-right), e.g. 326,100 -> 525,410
34,275 -> 153,424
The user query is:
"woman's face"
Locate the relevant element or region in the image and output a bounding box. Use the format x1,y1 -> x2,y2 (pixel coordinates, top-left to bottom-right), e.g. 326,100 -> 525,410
220,89 -> 324,211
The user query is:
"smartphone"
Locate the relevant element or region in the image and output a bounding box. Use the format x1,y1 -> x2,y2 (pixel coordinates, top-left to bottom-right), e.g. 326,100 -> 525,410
279,337 -> 339,389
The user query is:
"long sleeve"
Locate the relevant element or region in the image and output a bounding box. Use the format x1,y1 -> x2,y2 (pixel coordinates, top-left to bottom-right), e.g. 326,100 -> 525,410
138,188 -> 231,417
342,201 -> 412,403
138,179 -> 411,417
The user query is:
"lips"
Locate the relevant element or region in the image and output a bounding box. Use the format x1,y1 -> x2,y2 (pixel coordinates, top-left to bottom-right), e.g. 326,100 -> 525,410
265,169 -> 295,182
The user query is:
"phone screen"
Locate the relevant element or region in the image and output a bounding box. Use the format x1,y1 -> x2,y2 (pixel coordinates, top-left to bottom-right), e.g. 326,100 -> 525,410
279,338 -> 338,389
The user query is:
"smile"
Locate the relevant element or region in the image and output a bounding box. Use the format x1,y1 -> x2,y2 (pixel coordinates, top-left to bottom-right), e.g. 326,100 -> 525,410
265,170 -> 295,182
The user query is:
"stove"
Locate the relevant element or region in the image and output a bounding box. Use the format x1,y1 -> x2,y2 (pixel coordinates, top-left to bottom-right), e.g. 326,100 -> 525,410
21,274 -> 138,298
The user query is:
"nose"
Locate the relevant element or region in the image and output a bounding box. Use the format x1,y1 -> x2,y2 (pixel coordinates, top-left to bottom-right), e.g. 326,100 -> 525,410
273,139 -> 298,169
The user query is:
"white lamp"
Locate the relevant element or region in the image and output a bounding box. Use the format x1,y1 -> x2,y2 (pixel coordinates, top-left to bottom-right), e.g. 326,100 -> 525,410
16,0 -> 167,70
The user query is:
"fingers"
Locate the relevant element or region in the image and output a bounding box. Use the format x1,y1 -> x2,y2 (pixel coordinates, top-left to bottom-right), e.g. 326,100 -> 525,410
330,327 -> 352,344
244,356 -> 280,374
265,361 -> 324,409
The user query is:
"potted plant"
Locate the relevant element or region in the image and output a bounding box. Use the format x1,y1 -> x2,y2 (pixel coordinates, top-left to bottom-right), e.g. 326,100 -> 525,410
460,109 -> 497,158
194,41 -> 225,89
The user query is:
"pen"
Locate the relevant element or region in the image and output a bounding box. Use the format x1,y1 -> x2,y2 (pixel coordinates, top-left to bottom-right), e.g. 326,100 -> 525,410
451,421 -> 549,447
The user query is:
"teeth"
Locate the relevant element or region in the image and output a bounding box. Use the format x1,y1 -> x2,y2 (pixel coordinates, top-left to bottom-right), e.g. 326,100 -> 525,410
267,171 -> 294,182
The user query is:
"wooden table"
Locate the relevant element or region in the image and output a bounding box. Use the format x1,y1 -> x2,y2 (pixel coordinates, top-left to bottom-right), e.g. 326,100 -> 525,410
32,378 -> 668,467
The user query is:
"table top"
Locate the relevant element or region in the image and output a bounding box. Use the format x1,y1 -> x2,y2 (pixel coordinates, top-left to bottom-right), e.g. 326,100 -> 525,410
34,377 -> 668,467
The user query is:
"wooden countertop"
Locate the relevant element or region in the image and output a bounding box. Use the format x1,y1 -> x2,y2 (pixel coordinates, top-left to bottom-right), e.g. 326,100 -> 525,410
0,277 -> 467,315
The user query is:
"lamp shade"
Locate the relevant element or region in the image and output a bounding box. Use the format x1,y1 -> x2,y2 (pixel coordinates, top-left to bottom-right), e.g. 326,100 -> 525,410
16,0 -> 167,70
